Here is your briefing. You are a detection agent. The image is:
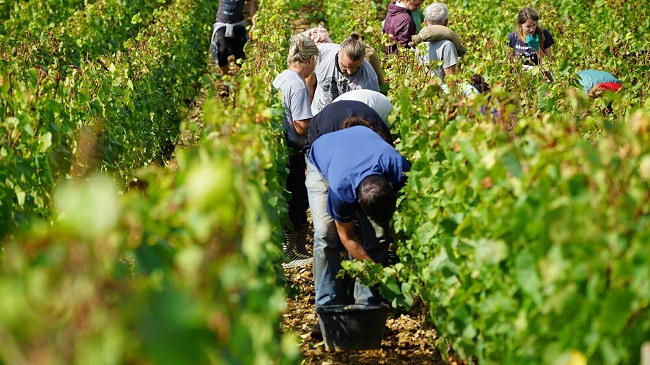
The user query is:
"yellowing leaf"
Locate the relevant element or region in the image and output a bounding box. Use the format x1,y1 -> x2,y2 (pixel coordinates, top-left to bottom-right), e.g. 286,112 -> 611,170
38,132 -> 52,152
555,351 -> 587,365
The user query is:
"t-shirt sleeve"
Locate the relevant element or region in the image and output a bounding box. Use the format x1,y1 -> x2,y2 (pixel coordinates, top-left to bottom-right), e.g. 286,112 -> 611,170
542,29 -> 555,50
393,15 -> 415,47
442,41 -> 459,69
327,191 -> 354,222
382,154 -> 411,191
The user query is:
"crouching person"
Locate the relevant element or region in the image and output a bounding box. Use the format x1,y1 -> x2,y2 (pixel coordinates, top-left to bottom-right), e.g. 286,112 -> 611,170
577,69 -> 622,98
306,124 -> 410,319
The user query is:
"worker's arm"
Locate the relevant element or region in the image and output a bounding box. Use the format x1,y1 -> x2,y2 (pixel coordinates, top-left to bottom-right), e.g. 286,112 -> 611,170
248,0 -> 256,25
335,221 -> 373,261
305,72 -> 317,103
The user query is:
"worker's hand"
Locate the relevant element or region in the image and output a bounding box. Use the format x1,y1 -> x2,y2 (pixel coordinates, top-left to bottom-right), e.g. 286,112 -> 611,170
381,251 -> 400,267
525,34 -> 540,50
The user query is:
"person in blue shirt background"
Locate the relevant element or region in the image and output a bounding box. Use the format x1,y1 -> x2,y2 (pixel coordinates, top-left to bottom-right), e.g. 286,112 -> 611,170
577,69 -> 622,98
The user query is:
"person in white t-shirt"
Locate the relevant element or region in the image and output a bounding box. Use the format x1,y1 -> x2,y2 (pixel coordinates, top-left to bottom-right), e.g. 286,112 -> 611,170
332,89 -> 393,124
272,34 -> 319,259
306,33 -> 379,115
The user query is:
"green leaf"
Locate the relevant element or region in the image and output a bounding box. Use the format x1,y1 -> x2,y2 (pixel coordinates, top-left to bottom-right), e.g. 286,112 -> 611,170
501,151 -> 523,178
38,132 -> 52,152
598,290 -> 633,335
132,13 -> 143,24
515,250 -> 541,304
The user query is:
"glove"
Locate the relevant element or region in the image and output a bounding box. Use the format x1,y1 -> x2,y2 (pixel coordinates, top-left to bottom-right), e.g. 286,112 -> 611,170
381,251 -> 400,267
526,34 -> 540,51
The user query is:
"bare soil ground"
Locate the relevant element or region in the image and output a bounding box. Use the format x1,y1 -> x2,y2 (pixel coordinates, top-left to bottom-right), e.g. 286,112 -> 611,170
280,245 -> 445,364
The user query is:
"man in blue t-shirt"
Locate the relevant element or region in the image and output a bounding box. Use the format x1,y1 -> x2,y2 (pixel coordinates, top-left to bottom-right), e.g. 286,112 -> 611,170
306,126 -> 410,310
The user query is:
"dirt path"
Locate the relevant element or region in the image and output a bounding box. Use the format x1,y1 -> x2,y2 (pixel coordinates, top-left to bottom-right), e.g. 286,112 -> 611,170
281,263 -> 444,364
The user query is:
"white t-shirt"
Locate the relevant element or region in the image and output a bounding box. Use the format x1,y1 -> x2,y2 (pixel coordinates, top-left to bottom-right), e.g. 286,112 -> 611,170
332,89 -> 392,123
311,43 -> 380,115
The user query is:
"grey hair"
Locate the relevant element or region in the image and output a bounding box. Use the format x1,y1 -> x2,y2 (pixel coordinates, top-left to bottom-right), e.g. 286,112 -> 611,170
287,34 -> 319,65
300,24 -> 333,45
424,3 -> 449,25
339,32 -> 366,61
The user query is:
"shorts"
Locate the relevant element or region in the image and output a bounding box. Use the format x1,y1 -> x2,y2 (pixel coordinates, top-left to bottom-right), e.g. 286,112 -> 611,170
211,26 -> 248,67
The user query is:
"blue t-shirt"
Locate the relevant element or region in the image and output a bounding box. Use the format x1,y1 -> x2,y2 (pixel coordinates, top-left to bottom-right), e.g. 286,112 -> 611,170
577,70 -> 620,93
306,100 -> 391,148
507,29 -> 554,66
308,126 -> 411,222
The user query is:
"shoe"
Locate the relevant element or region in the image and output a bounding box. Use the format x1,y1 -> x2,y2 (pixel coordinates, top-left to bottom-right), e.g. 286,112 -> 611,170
289,250 -> 311,260
311,322 -> 322,340
284,225 -> 309,258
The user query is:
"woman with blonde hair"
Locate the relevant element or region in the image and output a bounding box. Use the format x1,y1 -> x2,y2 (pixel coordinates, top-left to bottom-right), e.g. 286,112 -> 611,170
272,34 -> 319,259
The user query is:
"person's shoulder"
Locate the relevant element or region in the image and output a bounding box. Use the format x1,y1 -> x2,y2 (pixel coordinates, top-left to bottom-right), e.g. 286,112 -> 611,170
541,28 -> 555,46
386,6 -> 412,21
316,43 -> 339,60
507,31 -> 520,46
274,69 -> 299,84
272,70 -> 288,87
442,39 -> 456,48
361,59 -> 379,76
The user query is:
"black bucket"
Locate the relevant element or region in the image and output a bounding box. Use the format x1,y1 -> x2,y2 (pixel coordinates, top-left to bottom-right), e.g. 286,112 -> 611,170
316,304 -> 391,351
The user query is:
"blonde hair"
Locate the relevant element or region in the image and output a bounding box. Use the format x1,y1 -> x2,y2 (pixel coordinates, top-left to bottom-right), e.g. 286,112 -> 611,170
339,33 -> 366,61
287,34 -> 319,65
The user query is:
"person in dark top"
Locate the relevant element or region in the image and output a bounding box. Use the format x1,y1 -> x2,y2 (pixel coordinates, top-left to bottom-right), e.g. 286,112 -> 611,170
211,0 -> 256,75
507,7 -> 554,67
305,100 -> 392,149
